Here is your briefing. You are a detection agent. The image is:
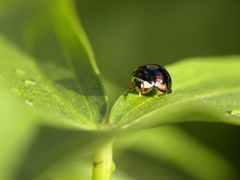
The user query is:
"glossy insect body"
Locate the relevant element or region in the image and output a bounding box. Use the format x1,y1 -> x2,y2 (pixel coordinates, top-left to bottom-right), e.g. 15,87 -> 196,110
127,64 -> 172,99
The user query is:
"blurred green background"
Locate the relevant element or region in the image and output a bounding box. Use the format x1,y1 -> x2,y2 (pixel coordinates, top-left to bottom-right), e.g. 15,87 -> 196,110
76,1 -> 240,179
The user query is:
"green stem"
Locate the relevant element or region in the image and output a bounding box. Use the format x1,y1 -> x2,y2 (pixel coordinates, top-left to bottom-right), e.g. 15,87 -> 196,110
92,140 -> 115,180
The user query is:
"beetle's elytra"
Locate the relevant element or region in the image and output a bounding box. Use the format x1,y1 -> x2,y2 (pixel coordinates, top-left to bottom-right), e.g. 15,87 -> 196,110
127,64 -> 172,99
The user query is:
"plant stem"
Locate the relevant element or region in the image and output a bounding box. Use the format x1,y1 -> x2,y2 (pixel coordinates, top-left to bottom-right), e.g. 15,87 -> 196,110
92,139 -> 115,180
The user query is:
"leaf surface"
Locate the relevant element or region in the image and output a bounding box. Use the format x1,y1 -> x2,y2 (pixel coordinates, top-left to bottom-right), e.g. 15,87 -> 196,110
109,56 -> 240,129
0,0 -> 108,129
0,80 -> 114,180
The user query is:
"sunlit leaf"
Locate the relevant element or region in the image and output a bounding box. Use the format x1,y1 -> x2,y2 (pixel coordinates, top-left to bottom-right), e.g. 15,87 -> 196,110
109,56 -> 240,129
0,0 -> 108,130
1,0 -> 240,180
0,81 -> 113,180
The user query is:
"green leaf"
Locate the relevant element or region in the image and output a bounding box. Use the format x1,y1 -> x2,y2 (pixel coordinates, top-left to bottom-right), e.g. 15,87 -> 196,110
1,1 -> 240,180
0,0 -> 108,129
0,81 -> 113,180
109,56 -> 240,129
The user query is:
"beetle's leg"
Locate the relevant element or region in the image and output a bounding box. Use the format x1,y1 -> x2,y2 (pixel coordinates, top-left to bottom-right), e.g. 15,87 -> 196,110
137,87 -> 153,97
138,91 -> 142,98
134,86 -> 142,97
142,87 -> 152,94
127,83 -> 135,91
127,77 -> 138,91
157,93 -> 166,100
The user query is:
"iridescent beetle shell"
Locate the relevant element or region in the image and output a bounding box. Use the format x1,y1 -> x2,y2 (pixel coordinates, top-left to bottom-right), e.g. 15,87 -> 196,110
127,64 -> 172,99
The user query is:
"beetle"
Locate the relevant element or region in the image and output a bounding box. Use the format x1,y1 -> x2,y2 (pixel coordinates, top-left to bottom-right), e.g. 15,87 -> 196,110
127,64 -> 172,99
